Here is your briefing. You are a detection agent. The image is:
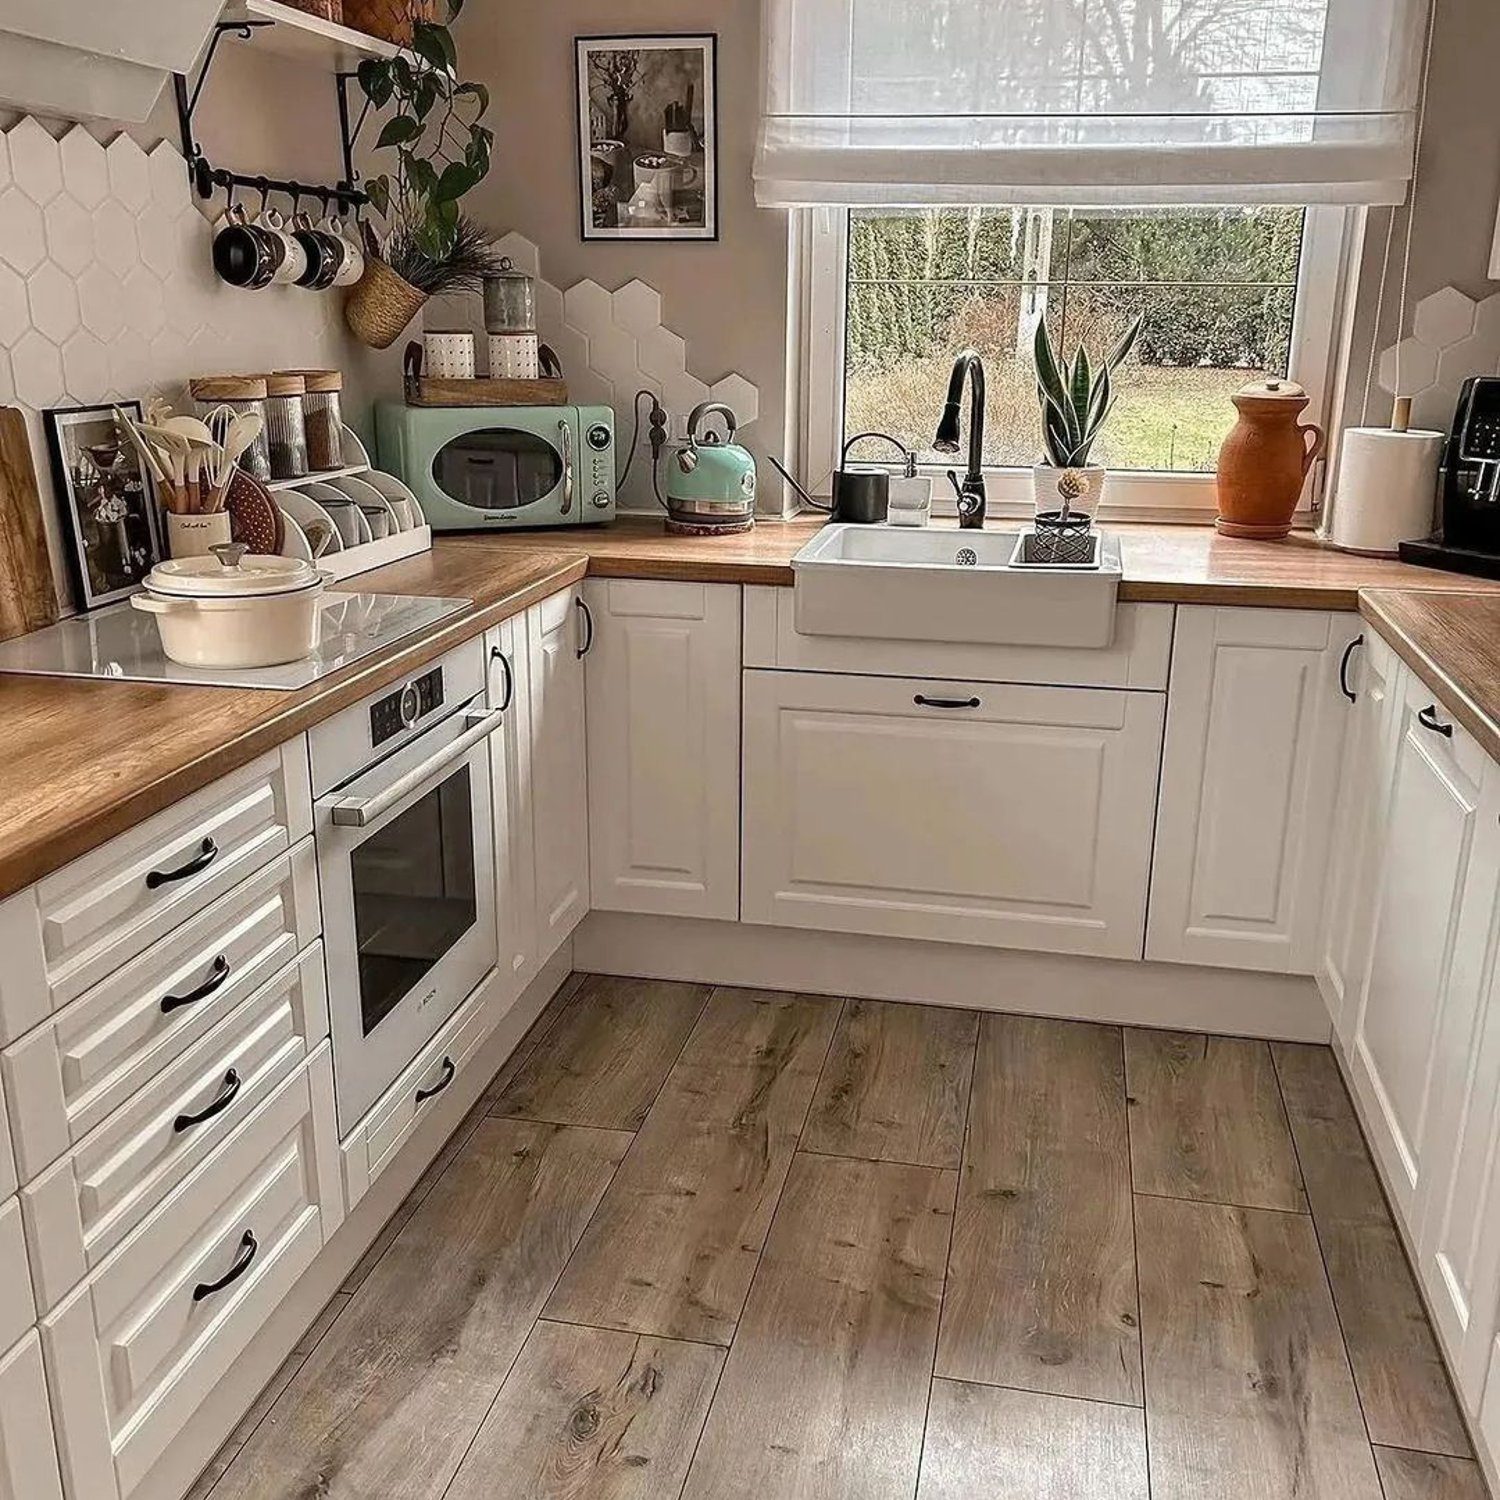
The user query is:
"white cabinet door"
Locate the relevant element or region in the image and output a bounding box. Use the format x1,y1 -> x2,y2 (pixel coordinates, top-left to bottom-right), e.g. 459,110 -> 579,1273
585,579 -> 741,920
0,1334 -> 63,1500
1348,681 -> 1489,1227
741,670 -> 1164,960
1413,753 -> 1500,1407
1147,606 -> 1357,973
1318,632 -> 1405,1048
526,587 -> 590,961
486,615 -> 538,999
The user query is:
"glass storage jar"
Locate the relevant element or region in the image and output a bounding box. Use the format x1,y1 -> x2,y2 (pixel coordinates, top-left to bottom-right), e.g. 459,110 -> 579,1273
284,368 -> 344,472
264,372 -> 309,480
189,374 -> 271,482
482,257 -> 536,334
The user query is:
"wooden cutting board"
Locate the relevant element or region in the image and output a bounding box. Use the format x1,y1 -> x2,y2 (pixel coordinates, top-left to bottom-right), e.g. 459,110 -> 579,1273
0,407 -> 59,642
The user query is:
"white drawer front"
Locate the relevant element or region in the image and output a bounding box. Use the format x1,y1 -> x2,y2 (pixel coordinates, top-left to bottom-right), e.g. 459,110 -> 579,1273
43,1045 -> 340,1500
8,743 -> 312,1031
24,947 -> 327,1311
0,1333 -> 63,1500
341,978 -> 496,1212
4,841 -> 321,1183
0,1198 -> 33,1355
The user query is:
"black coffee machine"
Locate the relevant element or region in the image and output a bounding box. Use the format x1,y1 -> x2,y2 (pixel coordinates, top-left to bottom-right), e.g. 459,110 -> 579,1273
1401,376 -> 1500,578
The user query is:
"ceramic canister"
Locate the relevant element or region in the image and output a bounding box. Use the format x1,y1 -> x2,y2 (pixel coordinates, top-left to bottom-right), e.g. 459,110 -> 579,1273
423,330 -> 476,380
487,333 -> 539,381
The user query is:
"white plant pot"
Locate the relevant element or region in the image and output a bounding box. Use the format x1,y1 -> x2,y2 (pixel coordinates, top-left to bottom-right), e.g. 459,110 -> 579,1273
130,584 -> 325,668
165,510 -> 232,558
1032,465 -> 1107,518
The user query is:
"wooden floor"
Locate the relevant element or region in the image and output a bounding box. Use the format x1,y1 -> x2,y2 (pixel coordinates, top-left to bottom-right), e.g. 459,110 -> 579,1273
192,978 -> 1488,1500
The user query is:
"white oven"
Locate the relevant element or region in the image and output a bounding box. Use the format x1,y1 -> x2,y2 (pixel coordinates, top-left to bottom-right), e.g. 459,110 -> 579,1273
311,638 -> 500,1134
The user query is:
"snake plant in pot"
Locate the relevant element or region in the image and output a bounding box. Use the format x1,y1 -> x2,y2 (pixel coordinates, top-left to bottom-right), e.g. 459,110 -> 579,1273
344,0 -> 501,349
1032,312 -> 1143,518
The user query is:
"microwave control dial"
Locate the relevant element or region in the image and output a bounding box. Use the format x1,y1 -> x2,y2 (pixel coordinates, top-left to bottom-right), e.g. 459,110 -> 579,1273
592,490 -> 611,509
586,423 -> 612,451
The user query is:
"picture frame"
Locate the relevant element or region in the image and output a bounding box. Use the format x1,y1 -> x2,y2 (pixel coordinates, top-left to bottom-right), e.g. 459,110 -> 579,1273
576,33 -> 718,242
43,402 -> 162,611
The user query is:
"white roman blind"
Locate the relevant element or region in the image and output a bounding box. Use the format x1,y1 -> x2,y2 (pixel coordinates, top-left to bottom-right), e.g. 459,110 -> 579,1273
755,0 -> 1428,208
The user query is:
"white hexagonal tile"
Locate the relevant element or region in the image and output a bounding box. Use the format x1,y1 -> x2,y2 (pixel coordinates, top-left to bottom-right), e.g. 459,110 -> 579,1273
586,322 -> 640,393
26,262 -> 79,343
612,279 -> 662,337
0,132 -> 11,192
663,370 -> 710,424
44,194 -> 94,277
60,331 -> 112,403
535,280 -> 565,338
1378,337 -> 1440,396
137,212 -> 178,279
547,325 -> 593,390
637,325 -> 687,385
58,127 -> 109,208
93,200 -> 139,267
563,278 -> 613,333
10,330 -> 63,408
105,134 -> 150,210
146,142 -> 187,207
1413,287 -> 1477,350
76,265 -> 124,341
0,188 -> 46,273
121,267 -> 165,339
0,350 -> 13,406
0,262 -> 27,346
108,335 -> 151,398
1473,292 -> 1500,343
8,117 -> 62,205
710,373 -> 760,428
1435,332 -> 1500,394
492,232 -> 540,278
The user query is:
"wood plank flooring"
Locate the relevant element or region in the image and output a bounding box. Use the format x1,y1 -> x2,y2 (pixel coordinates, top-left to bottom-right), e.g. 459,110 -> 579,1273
195,978 -> 1480,1500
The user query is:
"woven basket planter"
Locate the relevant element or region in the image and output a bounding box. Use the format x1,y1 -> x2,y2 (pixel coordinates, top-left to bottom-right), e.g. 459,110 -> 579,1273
341,0 -> 436,45
344,258 -> 428,350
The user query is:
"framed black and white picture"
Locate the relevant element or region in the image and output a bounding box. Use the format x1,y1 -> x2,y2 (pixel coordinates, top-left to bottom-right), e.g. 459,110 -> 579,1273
43,402 -> 162,610
576,33 -> 718,242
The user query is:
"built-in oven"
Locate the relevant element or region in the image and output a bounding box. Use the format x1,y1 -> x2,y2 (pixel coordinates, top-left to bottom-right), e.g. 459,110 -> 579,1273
311,638 -> 501,1134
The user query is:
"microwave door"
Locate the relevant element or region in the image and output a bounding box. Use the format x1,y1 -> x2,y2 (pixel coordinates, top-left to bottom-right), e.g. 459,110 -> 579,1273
431,424 -> 566,519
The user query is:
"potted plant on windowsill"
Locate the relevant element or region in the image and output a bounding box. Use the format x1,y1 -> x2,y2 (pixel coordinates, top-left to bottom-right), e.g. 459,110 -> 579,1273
344,0 -> 502,349
1032,312 -> 1143,518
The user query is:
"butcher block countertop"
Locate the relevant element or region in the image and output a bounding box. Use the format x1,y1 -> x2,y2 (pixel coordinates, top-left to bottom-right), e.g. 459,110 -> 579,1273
1,516 -> 1497,901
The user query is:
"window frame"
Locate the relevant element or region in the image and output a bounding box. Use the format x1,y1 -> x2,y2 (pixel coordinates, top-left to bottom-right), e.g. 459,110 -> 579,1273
794,203 -> 1362,524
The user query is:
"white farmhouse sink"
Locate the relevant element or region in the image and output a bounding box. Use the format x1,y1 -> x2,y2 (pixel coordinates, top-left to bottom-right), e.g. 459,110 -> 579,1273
791,524 -> 1122,649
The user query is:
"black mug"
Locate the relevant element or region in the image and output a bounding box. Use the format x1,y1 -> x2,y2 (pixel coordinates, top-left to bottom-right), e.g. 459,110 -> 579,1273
211,204 -> 278,290
292,213 -> 343,290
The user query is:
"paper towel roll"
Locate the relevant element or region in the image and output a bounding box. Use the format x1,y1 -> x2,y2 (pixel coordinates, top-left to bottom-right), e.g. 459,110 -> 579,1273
1330,427 -> 1444,555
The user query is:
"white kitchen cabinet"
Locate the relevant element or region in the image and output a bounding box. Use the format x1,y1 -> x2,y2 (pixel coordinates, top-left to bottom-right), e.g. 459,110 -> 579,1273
741,669 -> 1164,960
486,614 -> 539,1000
1347,679 -> 1490,1227
1147,606 -> 1358,973
0,1333 -> 63,1500
526,587 -> 590,960
585,579 -> 741,920
1318,632 -> 1405,1048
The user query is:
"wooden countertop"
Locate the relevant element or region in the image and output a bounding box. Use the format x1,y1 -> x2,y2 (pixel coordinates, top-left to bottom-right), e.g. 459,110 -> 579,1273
1360,589 -> 1500,765
3,516 -> 1498,901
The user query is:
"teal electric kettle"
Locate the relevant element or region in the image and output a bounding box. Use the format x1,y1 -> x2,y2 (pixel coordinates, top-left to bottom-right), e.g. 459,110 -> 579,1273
665,401 -> 757,536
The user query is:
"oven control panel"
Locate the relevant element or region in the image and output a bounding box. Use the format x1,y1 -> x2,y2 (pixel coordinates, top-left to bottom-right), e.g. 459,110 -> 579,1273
370,665 -> 444,748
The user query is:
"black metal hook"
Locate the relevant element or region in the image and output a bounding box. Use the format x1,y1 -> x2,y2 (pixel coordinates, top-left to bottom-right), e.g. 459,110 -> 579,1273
254,175 -> 271,214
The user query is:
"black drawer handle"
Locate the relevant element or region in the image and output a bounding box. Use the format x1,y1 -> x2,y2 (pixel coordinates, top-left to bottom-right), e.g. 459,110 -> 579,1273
146,837 -> 219,890
490,644 -> 514,712
160,954 -> 231,1015
192,1229 -> 257,1302
1419,704 -> 1454,738
1339,634 -> 1363,703
414,1056 -> 456,1105
576,597 -> 594,659
914,694 -> 981,710
174,1069 -> 241,1133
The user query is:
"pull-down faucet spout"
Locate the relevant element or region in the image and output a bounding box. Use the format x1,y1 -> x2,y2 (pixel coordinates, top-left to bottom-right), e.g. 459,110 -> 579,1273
933,349 -> 987,529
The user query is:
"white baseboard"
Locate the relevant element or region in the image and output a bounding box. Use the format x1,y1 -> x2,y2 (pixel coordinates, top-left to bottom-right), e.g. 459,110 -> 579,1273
575,912 -> 1332,1043
150,942 -> 575,1500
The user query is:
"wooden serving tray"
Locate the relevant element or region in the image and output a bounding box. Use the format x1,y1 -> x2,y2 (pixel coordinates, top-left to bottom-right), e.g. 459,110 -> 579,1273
405,376 -> 569,408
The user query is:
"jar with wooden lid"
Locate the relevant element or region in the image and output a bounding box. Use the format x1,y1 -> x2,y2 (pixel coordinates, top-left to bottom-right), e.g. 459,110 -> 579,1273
281,368 -> 344,473
264,373 -> 309,480
1215,378 -> 1326,539
189,374 -> 271,482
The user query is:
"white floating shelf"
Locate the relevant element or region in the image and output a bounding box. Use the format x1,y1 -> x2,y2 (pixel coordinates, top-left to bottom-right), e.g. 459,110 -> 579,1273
226,0 -> 399,69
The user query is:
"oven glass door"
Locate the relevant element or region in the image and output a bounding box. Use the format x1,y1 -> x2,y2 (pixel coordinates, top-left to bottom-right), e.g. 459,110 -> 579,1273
430,417 -> 571,517
318,706 -> 500,1133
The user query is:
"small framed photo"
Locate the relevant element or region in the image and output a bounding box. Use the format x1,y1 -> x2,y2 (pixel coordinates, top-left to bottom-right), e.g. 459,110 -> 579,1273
44,403 -> 162,610
576,33 -> 718,242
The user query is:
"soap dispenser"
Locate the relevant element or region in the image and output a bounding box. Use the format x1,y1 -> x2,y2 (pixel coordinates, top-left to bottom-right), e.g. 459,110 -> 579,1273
886,451 -> 933,526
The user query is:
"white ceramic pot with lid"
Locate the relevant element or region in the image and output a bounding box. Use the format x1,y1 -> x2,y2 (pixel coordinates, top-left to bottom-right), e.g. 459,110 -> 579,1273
131,543 -> 328,668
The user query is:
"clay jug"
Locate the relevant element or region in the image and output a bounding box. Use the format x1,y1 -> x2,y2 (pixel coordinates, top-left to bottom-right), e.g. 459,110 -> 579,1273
1215,379 -> 1325,539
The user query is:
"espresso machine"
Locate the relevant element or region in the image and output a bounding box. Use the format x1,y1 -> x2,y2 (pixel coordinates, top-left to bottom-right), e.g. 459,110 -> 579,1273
1401,376 -> 1500,578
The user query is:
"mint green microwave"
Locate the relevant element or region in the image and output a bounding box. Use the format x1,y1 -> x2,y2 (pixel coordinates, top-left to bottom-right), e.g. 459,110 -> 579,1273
375,402 -> 616,529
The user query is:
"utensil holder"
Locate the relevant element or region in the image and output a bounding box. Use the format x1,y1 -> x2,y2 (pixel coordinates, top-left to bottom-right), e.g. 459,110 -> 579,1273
166,510 -> 232,559
1021,510 -> 1096,566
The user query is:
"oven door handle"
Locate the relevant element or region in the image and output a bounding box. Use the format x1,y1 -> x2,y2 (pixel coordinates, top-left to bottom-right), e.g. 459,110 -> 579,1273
329,709 -> 504,828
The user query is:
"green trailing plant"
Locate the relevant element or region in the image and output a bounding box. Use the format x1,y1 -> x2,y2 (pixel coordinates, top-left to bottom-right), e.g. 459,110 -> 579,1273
356,0 -> 494,267
382,211 -> 505,296
1033,312 -> 1144,468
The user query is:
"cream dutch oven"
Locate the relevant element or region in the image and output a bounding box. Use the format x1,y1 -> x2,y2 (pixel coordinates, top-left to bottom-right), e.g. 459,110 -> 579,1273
131,542 -> 328,668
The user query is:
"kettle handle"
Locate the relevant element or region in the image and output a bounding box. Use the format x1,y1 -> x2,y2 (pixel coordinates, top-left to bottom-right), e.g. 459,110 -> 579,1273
1302,422 -> 1326,475
686,400 -> 736,443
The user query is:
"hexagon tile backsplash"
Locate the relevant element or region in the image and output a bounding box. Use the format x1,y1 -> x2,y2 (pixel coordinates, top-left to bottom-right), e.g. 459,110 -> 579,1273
1379,285 -> 1500,429
0,115 -> 354,603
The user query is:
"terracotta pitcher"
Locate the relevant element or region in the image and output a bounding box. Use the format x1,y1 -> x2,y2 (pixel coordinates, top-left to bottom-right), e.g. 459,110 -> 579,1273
1215,378 -> 1325,539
